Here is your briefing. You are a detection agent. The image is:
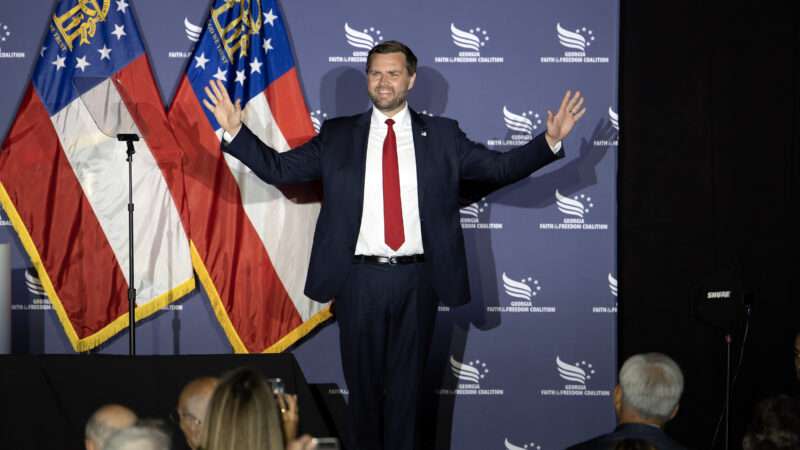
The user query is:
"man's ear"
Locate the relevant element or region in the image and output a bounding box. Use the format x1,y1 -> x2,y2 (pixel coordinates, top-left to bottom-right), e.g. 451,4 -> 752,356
613,385 -> 623,415
669,403 -> 680,420
408,72 -> 417,90
86,439 -> 96,450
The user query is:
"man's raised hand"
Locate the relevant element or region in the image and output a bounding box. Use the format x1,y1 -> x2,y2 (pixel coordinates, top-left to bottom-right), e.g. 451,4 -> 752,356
202,79 -> 243,136
545,90 -> 586,147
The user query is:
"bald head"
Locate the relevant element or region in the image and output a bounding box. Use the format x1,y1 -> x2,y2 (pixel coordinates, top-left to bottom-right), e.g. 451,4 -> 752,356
177,377 -> 218,450
85,404 -> 138,450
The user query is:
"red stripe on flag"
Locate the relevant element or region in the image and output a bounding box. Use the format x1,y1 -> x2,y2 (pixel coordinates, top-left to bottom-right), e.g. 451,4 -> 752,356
0,86 -> 128,340
265,68 -> 316,146
114,55 -> 189,229
168,76 -> 302,352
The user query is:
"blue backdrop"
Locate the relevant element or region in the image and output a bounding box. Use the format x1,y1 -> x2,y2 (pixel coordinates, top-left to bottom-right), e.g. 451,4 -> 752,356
0,1 -> 619,448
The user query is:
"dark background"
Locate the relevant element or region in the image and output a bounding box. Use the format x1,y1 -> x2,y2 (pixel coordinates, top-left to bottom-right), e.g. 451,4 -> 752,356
619,0 -> 799,448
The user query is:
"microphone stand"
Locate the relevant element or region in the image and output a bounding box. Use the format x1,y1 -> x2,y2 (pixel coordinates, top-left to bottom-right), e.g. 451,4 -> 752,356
117,133 -> 139,356
74,76 -> 143,356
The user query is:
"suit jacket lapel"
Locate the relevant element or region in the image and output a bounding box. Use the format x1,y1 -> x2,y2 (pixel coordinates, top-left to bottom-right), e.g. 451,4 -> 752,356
351,110 -> 371,230
410,108 -> 429,211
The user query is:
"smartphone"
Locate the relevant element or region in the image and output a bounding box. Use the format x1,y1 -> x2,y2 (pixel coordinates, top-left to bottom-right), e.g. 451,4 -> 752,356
315,437 -> 339,449
266,377 -> 284,394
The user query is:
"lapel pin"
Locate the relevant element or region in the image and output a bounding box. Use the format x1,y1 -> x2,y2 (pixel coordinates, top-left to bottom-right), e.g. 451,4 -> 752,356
420,131 -> 427,137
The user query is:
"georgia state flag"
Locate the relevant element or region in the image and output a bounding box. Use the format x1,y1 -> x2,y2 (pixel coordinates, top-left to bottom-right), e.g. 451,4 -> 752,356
0,0 -> 194,351
169,0 -> 330,353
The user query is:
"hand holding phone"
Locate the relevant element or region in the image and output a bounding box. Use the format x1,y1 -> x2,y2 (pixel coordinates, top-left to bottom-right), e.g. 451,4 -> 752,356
266,377 -> 284,394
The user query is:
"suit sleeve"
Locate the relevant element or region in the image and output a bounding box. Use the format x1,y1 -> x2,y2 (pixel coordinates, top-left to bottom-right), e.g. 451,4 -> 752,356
456,122 -> 564,186
221,123 -> 323,185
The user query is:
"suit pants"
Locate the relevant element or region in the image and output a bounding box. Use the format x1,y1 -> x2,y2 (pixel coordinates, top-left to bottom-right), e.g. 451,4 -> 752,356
335,261 -> 437,450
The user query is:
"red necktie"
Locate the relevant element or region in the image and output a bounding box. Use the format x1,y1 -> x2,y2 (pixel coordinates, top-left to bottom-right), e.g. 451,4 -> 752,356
382,118 -> 405,250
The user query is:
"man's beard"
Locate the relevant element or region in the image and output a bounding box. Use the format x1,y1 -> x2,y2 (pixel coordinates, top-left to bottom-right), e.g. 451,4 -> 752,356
369,90 -> 407,113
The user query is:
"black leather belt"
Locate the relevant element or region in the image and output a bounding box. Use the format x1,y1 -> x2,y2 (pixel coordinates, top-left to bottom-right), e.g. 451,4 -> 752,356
353,254 -> 425,265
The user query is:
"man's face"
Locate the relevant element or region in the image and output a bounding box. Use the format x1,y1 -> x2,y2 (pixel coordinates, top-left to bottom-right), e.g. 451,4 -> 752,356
794,333 -> 800,381
177,397 -> 206,450
367,52 -> 416,116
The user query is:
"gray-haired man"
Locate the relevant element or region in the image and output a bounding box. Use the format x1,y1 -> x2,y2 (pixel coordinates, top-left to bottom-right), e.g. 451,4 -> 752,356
102,425 -> 171,450
566,353 -> 688,450
85,404 -> 138,450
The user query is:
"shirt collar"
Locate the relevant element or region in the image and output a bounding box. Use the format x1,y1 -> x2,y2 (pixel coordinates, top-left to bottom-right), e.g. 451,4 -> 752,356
615,422 -> 663,431
371,103 -> 410,128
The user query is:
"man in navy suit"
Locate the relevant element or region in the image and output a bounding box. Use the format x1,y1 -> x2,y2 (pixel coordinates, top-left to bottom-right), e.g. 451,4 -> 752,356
566,353 -> 688,450
203,41 -> 585,450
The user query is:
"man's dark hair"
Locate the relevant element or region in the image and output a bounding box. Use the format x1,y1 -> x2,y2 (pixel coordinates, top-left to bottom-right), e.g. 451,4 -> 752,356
366,40 -> 417,75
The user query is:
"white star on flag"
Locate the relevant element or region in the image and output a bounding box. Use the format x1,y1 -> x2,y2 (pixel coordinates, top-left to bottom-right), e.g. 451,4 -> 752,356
264,9 -> 278,26
75,56 -> 91,72
112,24 -> 126,40
262,38 -> 273,54
52,55 -> 66,70
235,69 -> 246,86
212,66 -> 227,82
249,57 -> 262,74
194,52 -> 209,70
98,45 -> 112,60
116,0 -> 129,13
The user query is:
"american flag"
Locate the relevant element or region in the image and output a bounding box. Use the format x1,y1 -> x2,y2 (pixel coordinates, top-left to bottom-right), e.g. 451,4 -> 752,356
169,0 -> 330,353
0,0 -> 194,351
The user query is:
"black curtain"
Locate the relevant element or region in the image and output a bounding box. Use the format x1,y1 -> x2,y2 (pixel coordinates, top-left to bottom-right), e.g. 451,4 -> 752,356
619,1 -> 799,449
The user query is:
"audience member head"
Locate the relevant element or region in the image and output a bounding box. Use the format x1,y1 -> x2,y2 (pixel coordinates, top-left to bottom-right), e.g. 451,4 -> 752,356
614,353 -> 683,427
102,425 -> 171,450
135,419 -> 171,439
202,367 -> 284,450
742,395 -> 800,450
614,439 -> 659,450
85,404 -> 138,450
175,377 -> 218,450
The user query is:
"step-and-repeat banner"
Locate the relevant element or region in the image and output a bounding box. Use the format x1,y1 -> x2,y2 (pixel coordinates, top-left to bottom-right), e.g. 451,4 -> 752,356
0,1 -> 618,448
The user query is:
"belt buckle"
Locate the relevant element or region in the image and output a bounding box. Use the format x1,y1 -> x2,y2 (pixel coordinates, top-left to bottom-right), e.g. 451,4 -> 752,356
388,256 -> 398,265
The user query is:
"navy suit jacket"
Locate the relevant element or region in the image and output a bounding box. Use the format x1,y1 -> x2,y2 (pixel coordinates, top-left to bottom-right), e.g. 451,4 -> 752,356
565,423 -> 688,450
223,108 -> 563,306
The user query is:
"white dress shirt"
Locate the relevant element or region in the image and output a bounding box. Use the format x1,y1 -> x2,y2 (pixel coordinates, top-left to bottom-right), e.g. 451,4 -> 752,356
355,105 -> 424,256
